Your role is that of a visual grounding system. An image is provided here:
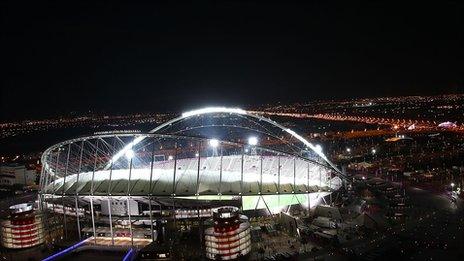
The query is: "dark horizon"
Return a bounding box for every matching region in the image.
[2,1,463,121]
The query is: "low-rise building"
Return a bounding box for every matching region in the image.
[0,164,37,187]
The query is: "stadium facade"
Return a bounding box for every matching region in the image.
[38,107,343,245]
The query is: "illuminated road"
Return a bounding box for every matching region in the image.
[251,111,464,134]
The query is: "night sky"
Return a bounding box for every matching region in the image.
[2,1,463,120]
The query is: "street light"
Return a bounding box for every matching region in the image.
[451,182,455,188]
[371,149,376,154]
[346,148,351,153]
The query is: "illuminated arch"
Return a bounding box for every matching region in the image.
[107,107,340,173]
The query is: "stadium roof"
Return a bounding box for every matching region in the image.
[40,107,342,197]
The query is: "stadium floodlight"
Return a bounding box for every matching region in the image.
[108,136,144,166]
[182,107,247,118]
[209,139,219,148]
[314,144,323,154]
[125,149,135,160]
[248,136,258,146]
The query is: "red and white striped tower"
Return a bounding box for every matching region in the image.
[204,206,251,260]
[1,203,44,248]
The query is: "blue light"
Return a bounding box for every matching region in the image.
[42,239,87,261]
[122,248,135,261]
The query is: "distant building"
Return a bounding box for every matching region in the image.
[0,164,37,187]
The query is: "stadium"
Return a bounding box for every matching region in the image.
[38,107,343,251]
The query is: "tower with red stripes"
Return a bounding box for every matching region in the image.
[1,203,44,248]
[204,206,251,260]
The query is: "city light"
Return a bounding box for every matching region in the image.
[346,148,351,153]
[248,136,258,146]
[451,182,455,188]
[371,149,376,154]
